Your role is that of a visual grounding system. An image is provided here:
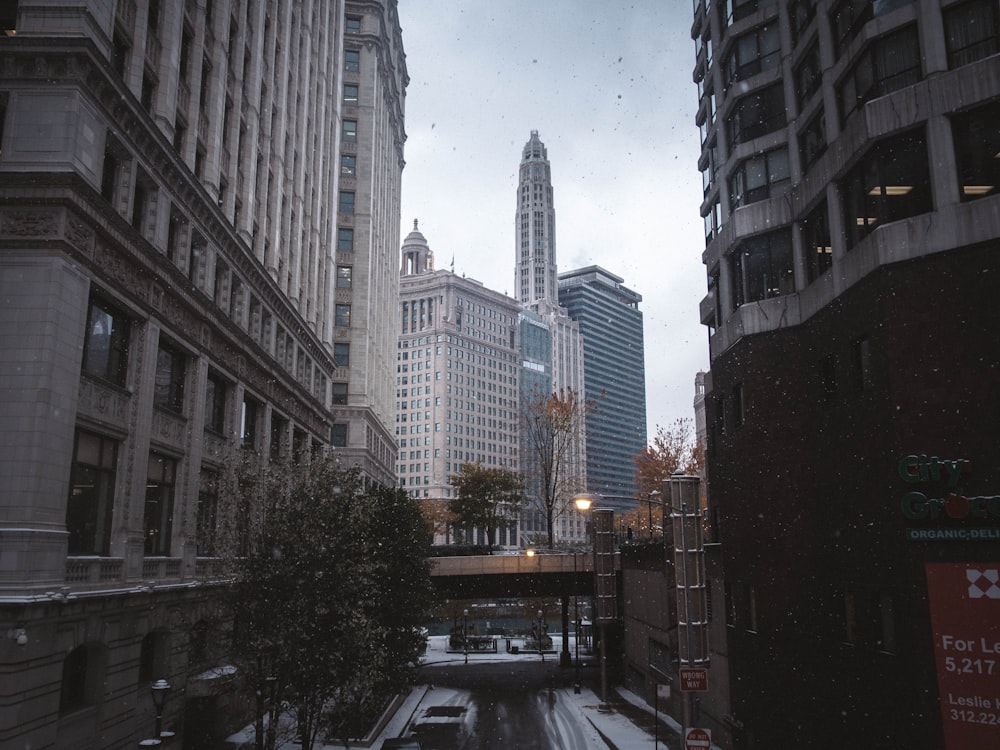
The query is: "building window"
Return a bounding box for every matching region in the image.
[331,423,348,447]
[798,108,827,172]
[60,645,104,715]
[853,335,873,393]
[196,469,218,557]
[66,430,117,556]
[840,128,931,249]
[335,304,351,327]
[726,83,785,150]
[730,228,794,308]
[343,83,359,105]
[946,0,999,68]
[346,16,361,33]
[342,119,357,142]
[337,227,354,251]
[204,371,226,433]
[703,197,721,246]
[341,154,356,176]
[332,382,348,405]
[801,200,832,282]
[144,454,176,556]
[727,0,761,25]
[334,342,350,367]
[951,100,1000,201]
[336,265,352,289]
[794,41,822,110]
[345,49,360,71]
[838,25,921,123]
[138,631,169,684]
[732,383,745,428]
[153,340,186,413]
[830,0,872,54]
[729,147,790,210]
[339,191,355,214]
[725,23,780,90]
[82,296,130,386]
[241,396,259,449]
[790,0,817,44]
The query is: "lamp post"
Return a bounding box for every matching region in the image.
[572,493,593,694]
[150,679,170,742]
[648,489,661,537]
[463,608,469,664]
[537,609,544,662]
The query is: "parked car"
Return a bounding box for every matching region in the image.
[379,737,423,750]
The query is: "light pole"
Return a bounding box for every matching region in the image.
[537,609,544,662]
[648,489,661,537]
[463,608,469,664]
[572,493,593,694]
[150,678,170,743]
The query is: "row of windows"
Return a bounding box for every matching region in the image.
[701,0,999,244]
[714,97,999,319]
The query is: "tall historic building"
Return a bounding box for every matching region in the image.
[513,131,587,545]
[558,266,646,514]
[694,1,1000,747]
[397,222,522,547]
[0,1,406,747]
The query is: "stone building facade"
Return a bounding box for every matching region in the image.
[0,1,406,747]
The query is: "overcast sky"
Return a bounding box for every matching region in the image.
[396,1,708,440]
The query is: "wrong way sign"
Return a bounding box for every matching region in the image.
[685,727,711,750]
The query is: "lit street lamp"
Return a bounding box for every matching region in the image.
[573,493,593,694]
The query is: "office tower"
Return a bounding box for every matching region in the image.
[513,131,587,545]
[558,266,647,514]
[0,2,406,746]
[694,1,1000,748]
[397,222,522,547]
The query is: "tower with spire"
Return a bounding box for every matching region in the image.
[515,130,558,307]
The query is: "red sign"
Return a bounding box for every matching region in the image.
[926,563,1000,750]
[679,667,708,692]
[685,727,711,750]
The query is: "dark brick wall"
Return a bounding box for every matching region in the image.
[706,243,1000,748]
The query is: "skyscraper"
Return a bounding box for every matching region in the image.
[513,131,587,545]
[0,2,406,745]
[558,266,647,514]
[693,1,1000,747]
[397,222,522,547]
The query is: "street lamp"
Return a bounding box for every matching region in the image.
[463,608,469,664]
[572,493,593,694]
[537,609,545,662]
[648,489,661,537]
[150,679,170,742]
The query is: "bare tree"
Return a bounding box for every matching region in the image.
[521,387,592,548]
[631,419,704,536]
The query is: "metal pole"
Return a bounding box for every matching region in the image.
[538,609,544,662]
[574,550,581,693]
[463,609,469,664]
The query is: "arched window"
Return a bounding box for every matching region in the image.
[60,644,105,714]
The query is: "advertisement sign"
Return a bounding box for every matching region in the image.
[926,563,1000,749]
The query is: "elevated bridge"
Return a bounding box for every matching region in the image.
[428,553,621,600]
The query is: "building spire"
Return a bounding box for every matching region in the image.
[514,130,558,306]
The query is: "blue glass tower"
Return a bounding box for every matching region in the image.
[558,266,647,513]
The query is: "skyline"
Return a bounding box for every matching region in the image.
[397,2,708,440]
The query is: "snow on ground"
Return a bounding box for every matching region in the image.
[235,635,703,750]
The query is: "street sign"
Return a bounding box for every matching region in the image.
[685,727,711,750]
[656,683,671,699]
[679,667,708,692]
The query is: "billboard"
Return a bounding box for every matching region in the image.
[925,562,1000,749]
